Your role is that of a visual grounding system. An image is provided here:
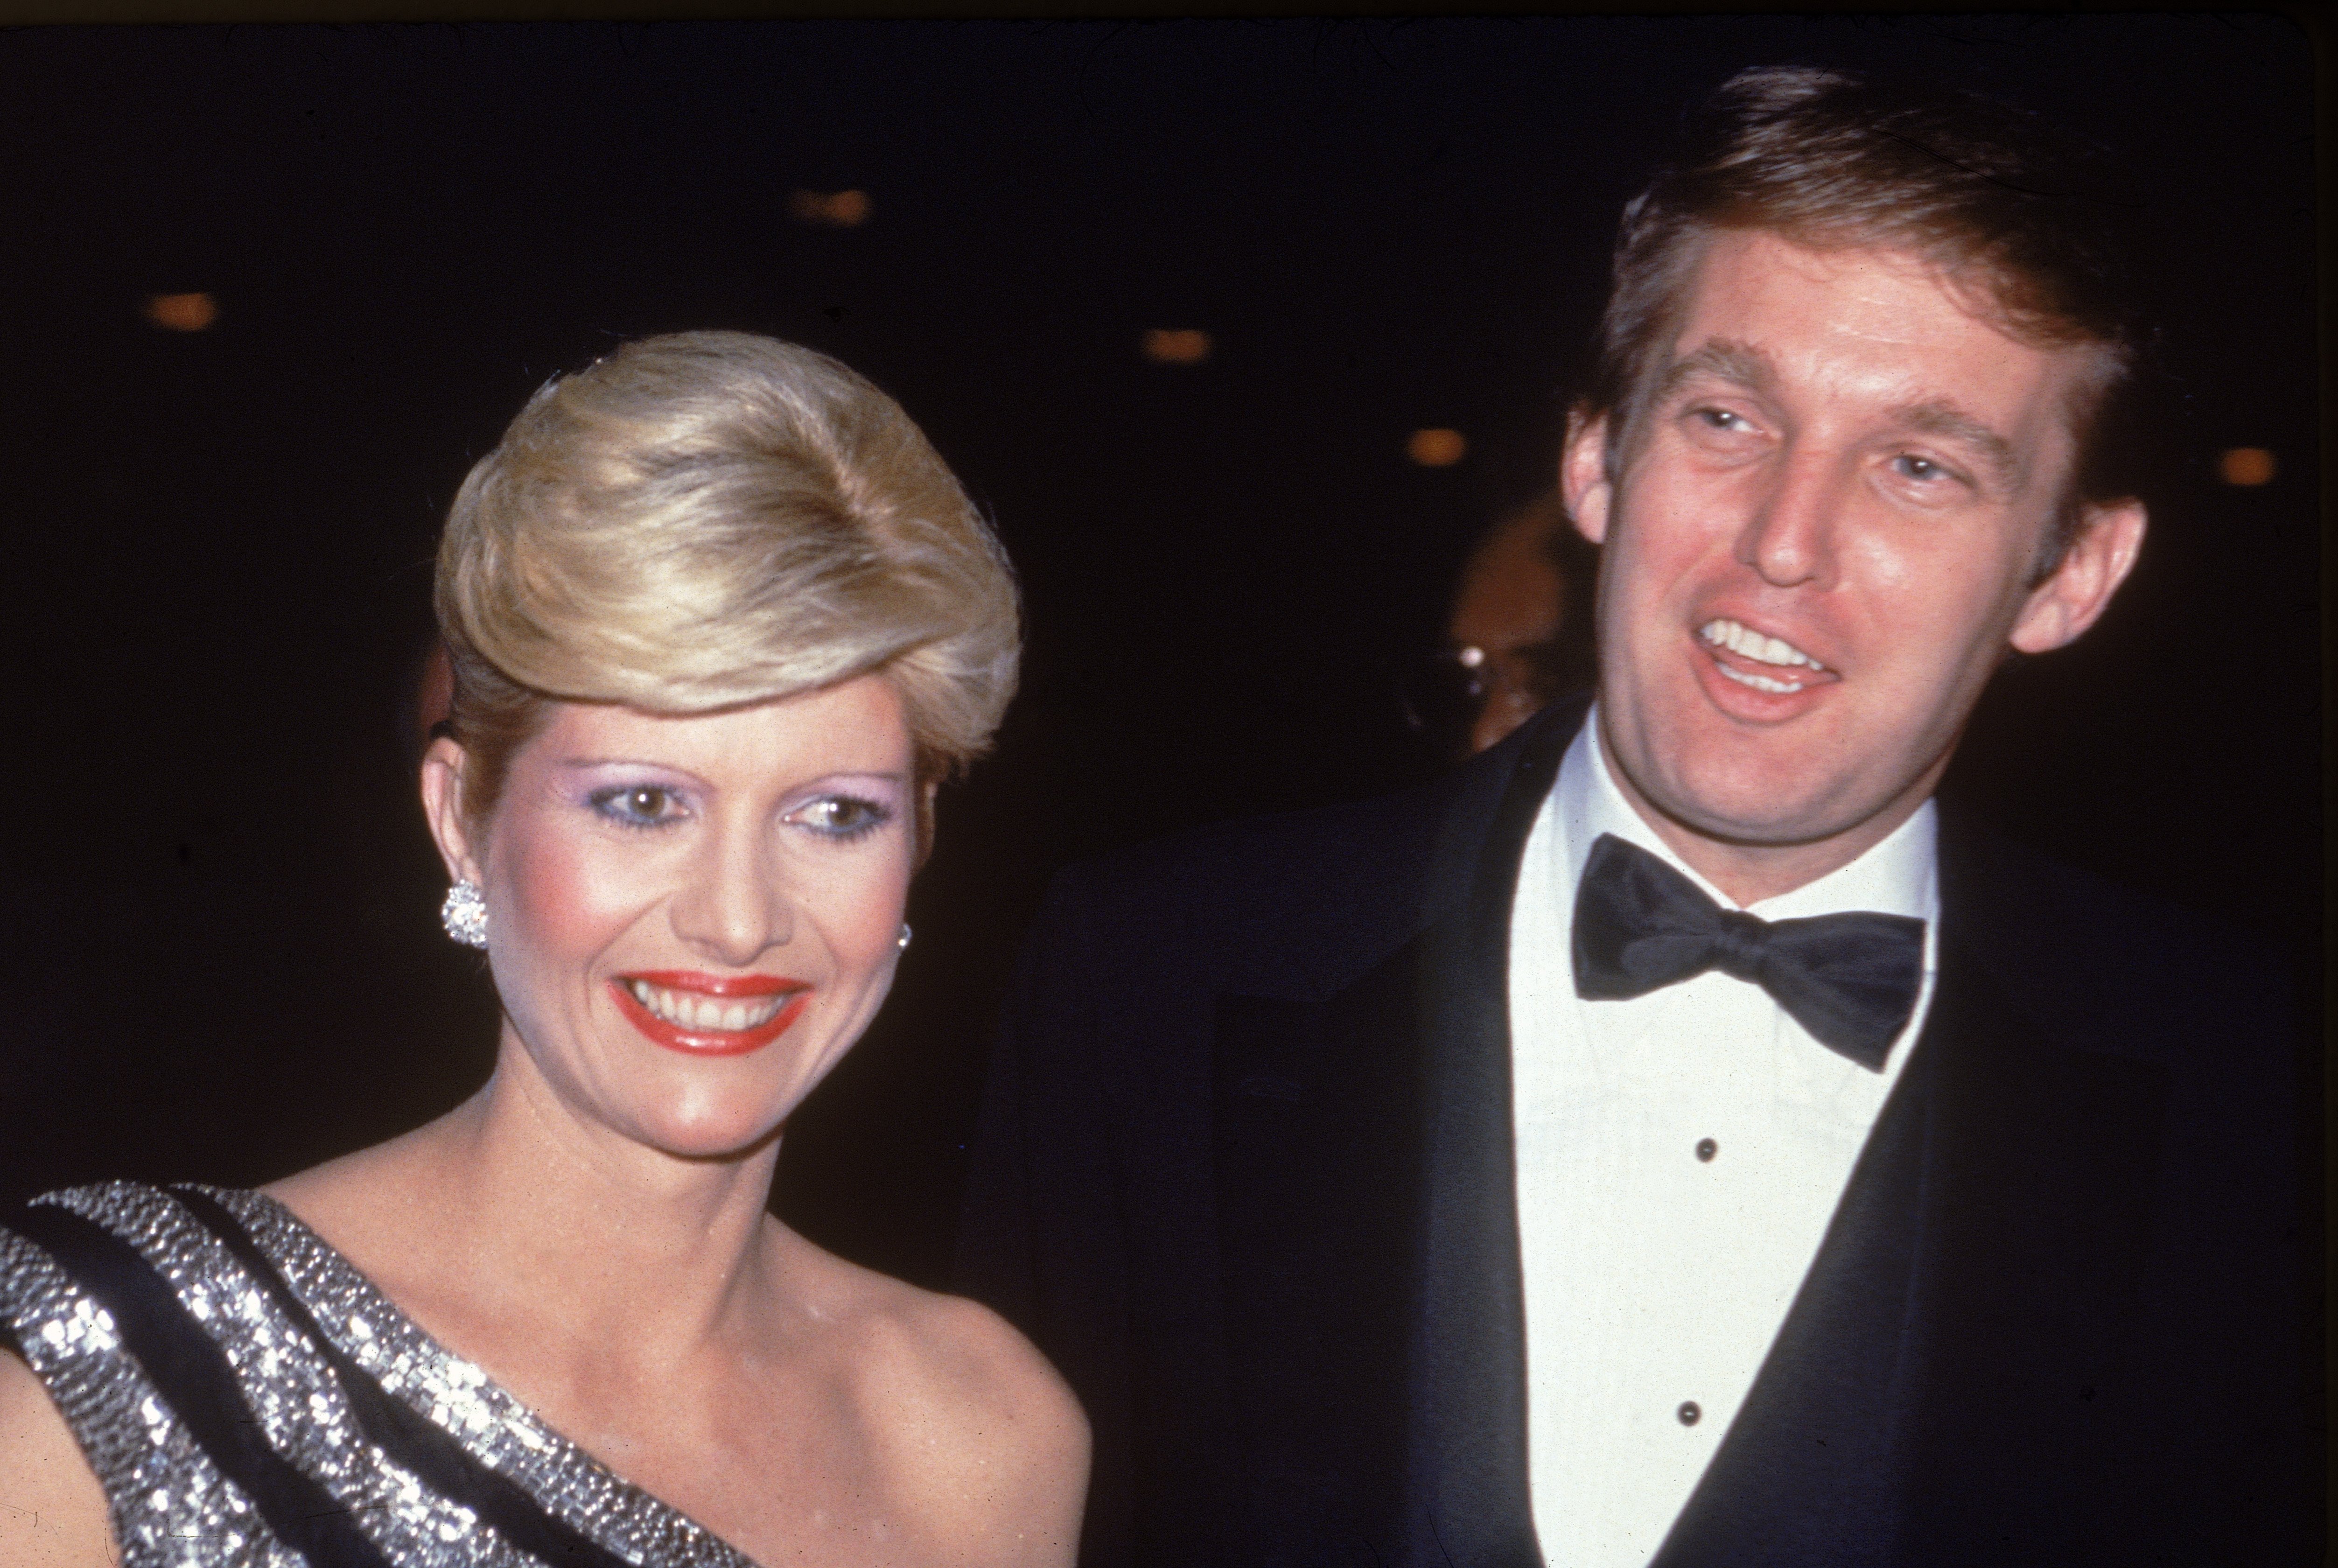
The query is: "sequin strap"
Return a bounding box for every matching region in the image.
[1,1199,396,1568]
[168,1187,643,1568]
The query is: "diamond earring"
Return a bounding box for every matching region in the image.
[896,923,912,951]
[440,879,490,949]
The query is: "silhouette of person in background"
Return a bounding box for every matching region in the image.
[1403,490,1598,759]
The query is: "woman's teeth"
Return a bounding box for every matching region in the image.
[1699,618,1827,693]
[624,980,789,1032]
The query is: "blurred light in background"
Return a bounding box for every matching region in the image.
[2218,447,2276,486]
[790,189,871,227]
[1407,428,1467,467]
[144,292,218,331]
[1142,329,1212,365]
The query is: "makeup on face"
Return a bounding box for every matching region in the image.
[609,970,813,1057]
[461,677,919,1159]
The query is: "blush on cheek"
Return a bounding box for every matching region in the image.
[808,845,915,974]
[847,888,911,969]
[487,810,668,1007]
[498,825,609,957]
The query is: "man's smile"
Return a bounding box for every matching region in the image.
[1694,617,1840,698]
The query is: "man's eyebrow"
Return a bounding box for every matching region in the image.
[1889,399,2023,492]
[1651,339,1776,404]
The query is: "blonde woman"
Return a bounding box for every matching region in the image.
[0,333,1087,1567]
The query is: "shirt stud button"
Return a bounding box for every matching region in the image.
[1695,1137,1718,1162]
[1678,1400,1702,1426]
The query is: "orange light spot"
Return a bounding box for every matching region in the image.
[1407,428,1467,467]
[144,292,218,331]
[2219,447,2276,486]
[1142,329,1212,365]
[789,189,871,227]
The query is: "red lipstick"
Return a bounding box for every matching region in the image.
[610,970,810,1057]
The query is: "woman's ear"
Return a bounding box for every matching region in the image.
[420,737,483,885]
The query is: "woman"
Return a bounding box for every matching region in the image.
[0,333,1087,1566]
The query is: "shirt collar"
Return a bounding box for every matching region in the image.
[1555,703,1938,924]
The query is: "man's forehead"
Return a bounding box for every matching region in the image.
[1649,233,2093,464]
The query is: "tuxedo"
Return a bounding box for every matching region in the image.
[956,697,2315,1565]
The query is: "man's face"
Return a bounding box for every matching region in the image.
[1564,230,2144,876]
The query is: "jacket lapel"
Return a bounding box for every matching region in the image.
[1886,820,2170,1561]
[1209,700,1582,1566]
[1207,719,2168,1564]
[1657,810,2171,1566]
[1400,704,1578,1565]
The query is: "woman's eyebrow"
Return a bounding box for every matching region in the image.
[794,770,914,790]
[555,757,711,783]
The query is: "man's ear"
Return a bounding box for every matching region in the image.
[1561,408,1615,546]
[419,737,484,886]
[2009,499,2147,654]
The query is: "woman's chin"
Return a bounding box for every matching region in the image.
[635,1108,789,1163]
[588,1086,793,1164]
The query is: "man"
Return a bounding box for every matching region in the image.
[958,67,2311,1566]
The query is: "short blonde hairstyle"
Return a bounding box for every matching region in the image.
[434,331,1020,837]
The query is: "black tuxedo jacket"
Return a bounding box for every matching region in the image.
[957,700,2315,1565]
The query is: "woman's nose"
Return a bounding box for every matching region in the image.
[668,827,792,966]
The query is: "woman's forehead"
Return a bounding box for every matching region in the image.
[526,677,915,780]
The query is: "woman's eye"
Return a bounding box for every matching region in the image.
[591,785,684,828]
[798,795,893,840]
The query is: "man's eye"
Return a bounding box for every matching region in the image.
[1893,454,1954,483]
[592,785,682,827]
[1688,407,1756,435]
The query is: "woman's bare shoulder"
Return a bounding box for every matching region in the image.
[0,1351,115,1567]
[792,1249,1089,1564]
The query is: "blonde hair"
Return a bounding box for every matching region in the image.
[434,331,1019,838]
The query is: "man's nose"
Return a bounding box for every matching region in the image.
[1733,447,1844,590]
[669,823,792,967]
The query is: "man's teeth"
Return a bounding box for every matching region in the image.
[1715,664,1807,694]
[1698,619,1826,670]
[624,980,789,1032]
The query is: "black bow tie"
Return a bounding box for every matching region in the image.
[1570,833,1925,1071]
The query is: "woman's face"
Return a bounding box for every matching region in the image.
[427,675,917,1161]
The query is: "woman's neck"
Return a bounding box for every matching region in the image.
[270,1043,793,1374]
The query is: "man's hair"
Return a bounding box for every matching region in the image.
[1586,65,2150,576]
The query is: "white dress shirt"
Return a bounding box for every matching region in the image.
[1508,708,1939,1567]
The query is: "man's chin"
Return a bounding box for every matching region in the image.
[1633,763,1881,854]
[1655,801,1848,853]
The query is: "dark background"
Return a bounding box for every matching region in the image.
[0,17,2315,1288]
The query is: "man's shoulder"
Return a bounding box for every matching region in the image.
[1034,701,1580,996]
[1941,805,2293,1058]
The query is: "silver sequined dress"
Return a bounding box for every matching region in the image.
[0,1182,763,1567]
